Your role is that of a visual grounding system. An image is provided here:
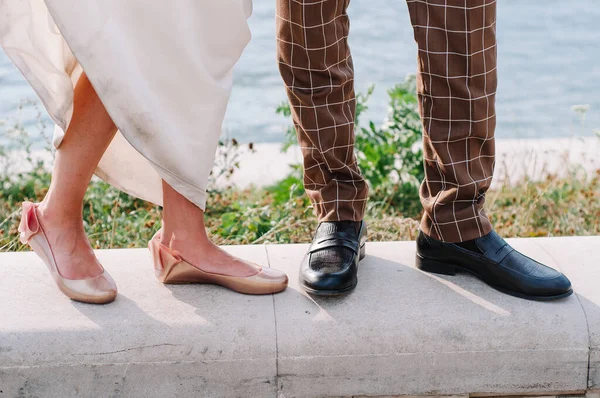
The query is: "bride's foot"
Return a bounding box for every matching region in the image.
[149,231,288,294]
[35,202,104,280]
[171,236,261,277]
[19,202,117,304]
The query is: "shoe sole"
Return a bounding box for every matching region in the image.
[301,243,366,297]
[415,254,574,302]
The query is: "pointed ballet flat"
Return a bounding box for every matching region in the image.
[18,202,117,304]
[148,236,288,295]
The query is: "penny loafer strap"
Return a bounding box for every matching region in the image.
[309,234,360,255]
[487,243,515,264]
[477,231,515,264]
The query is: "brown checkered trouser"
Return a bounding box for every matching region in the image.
[277,0,497,243]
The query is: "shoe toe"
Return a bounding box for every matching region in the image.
[260,267,289,284]
[301,264,356,293]
[99,272,118,298]
[243,267,288,294]
[528,273,573,299]
[61,271,118,304]
[548,273,572,295]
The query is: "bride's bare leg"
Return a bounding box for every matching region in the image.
[160,181,258,277]
[37,73,117,279]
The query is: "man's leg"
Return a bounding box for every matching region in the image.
[277,0,368,295]
[408,0,572,300]
[408,0,496,242]
[277,0,368,221]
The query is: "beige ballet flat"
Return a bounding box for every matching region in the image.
[18,202,117,304]
[148,234,288,295]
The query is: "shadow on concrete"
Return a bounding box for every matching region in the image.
[271,251,591,366]
[300,254,518,319]
[302,251,586,317]
[70,293,170,330]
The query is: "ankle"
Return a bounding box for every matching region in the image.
[37,200,83,228]
[161,223,210,247]
[168,233,213,253]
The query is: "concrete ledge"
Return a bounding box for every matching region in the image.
[0,237,598,397]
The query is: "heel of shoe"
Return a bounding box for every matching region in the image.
[28,233,56,276]
[415,255,457,276]
[148,237,197,284]
[359,243,366,260]
[148,239,169,283]
[18,201,40,244]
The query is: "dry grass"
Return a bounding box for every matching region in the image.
[1,167,598,252]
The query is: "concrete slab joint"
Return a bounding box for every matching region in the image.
[0,236,598,397]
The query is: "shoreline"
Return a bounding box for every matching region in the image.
[5,136,599,190]
[217,136,600,189]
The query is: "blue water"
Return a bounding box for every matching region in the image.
[1,0,599,143]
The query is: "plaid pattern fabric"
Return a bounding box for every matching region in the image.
[276,0,368,222]
[408,0,497,242]
[277,0,497,242]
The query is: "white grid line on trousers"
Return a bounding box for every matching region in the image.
[418,43,496,57]
[277,54,351,72]
[406,0,497,11]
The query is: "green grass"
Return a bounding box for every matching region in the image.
[1,167,598,252]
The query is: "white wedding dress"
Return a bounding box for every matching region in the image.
[0,0,252,209]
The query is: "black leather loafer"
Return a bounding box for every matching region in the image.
[300,221,367,296]
[416,230,573,301]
